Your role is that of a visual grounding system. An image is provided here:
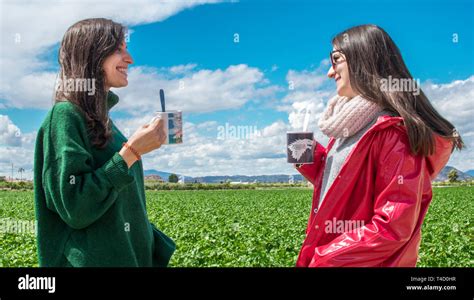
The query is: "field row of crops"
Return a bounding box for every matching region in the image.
[0,187,472,267]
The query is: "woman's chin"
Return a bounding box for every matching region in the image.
[336,87,344,97]
[112,80,128,88]
[336,86,351,98]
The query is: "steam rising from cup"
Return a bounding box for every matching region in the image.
[302,107,310,132]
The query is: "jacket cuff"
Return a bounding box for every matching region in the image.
[103,152,135,191]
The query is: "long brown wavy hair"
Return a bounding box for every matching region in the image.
[332,24,464,156]
[55,18,125,149]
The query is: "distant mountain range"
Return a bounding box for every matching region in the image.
[143,170,176,180]
[144,166,473,183]
[434,166,473,182]
[184,174,305,183]
[144,169,304,183]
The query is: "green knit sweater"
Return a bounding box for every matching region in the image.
[33,91,175,267]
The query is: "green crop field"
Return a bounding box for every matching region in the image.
[0,187,472,267]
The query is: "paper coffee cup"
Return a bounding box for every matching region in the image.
[286,132,314,164]
[150,111,183,144]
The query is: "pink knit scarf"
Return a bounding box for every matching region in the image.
[318,94,383,138]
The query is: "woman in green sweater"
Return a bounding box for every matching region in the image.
[33,18,175,267]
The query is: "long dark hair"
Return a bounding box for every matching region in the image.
[55,18,125,148]
[332,24,464,156]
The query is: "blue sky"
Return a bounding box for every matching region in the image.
[1,0,473,177]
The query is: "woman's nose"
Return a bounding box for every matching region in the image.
[327,65,335,78]
[124,50,134,65]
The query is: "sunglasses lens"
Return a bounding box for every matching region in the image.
[330,50,343,68]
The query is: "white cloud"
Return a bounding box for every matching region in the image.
[279,60,334,147]
[286,60,330,91]
[1,0,473,175]
[1,0,222,56]
[0,146,36,180]
[0,115,36,148]
[0,115,22,147]
[0,115,37,179]
[111,64,280,115]
[423,76,474,137]
[108,67,474,176]
[281,61,474,172]
[112,116,293,176]
[112,74,474,175]
[1,72,58,109]
[169,64,198,75]
[1,74,472,180]
[0,0,222,109]
[423,76,474,172]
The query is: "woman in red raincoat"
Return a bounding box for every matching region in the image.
[295,25,464,267]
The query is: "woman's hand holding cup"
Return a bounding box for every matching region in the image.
[119,118,166,167]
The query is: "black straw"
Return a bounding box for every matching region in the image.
[159,89,165,112]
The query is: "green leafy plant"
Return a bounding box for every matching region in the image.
[0,187,472,267]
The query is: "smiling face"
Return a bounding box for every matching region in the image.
[103,41,133,90]
[327,48,357,98]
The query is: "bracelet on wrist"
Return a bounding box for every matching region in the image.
[122,142,141,161]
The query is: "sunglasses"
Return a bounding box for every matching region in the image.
[330,50,346,69]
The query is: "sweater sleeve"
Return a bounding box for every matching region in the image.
[42,104,135,230]
[150,223,176,267]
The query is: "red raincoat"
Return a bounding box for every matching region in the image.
[296,115,453,267]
